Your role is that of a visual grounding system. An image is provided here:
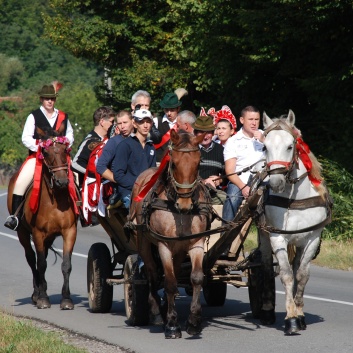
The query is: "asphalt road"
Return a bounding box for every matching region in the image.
[0,191,353,353]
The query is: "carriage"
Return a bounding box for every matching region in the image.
[87,188,271,318]
[86,111,332,337]
[86,154,273,333]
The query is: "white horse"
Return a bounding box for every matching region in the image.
[257,110,332,334]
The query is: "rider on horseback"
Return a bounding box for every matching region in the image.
[4,83,74,230]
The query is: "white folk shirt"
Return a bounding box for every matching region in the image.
[223,128,265,184]
[153,115,176,130]
[22,106,74,152]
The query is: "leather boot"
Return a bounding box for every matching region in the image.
[4,194,23,230]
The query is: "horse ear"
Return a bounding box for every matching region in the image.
[56,121,66,136]
[194,132,206,145]
[287,109,296,127]
[170,129,180,144]
[263,111,273,129]
[35,126,46,139]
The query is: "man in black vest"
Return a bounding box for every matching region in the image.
[71,106,116,188]
[154,92,182,162]
[4,83,74,230]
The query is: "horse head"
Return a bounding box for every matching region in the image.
[169,129,205,212]
[36,125,71,189]
[263,110,297,193]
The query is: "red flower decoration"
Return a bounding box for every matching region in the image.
[199,106,237,129]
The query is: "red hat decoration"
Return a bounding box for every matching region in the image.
[199,105,237,130]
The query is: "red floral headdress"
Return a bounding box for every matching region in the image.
[200,105,237,130]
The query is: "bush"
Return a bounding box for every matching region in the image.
[320,158,353,242]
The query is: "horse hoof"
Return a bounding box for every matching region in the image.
[284,317,301,335]
[60,298,74,310]
[165,325,182,339]
[37,297,51,309]
[298,315,307,330]
[185,320,202,336]
[31,293,39,305]
[260,309,276,325]
[150,313,164,326]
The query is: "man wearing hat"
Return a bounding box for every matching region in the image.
[4,82,74,230]
[192,114,226,205]
[154,88,187,162]
[111,109,156,209]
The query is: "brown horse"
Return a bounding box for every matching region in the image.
[128,129,212,338]
[7,124,78,309]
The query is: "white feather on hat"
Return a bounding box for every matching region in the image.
[174,88,188,100]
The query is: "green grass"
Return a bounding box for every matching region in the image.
[0,312,87,353]
[244,229,353,271]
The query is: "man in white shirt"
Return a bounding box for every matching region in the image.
[5,83,74,230]
[222,106,265,221]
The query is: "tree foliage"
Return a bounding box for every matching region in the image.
[0,0,102,168]
[44,1,353,168]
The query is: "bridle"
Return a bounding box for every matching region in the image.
[263,120,298,179]
[168,144,201,198]
[40,138,70,189]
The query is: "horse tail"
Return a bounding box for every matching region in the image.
[287,244,296,265]
[49,246,63,265]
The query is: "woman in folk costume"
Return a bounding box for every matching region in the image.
[4,82,74,230]
[204,105,237,146]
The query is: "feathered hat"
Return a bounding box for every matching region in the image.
[38,81,63,98]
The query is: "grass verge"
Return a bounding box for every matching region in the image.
[0,312,87,353]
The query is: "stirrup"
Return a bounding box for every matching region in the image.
[4,215,19,231]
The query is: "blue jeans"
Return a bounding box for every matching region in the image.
[222,182,244,222]
[122,194,131,209]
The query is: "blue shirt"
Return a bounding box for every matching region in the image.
[96,134,124,176]
[112,135,156,198]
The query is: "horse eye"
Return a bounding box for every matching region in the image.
[288,145,293,151]
[262,146,267,152]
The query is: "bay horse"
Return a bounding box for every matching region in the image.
[128,129,212,338]
[7,124,78,309]
[257,110,332,334]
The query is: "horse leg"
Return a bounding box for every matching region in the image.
[60,228,76,310]
[271,236,300,334]
[293,235,321,331]
[185,243,204,336]
[33,239,51,309]
[138,238,163,325]
[17,227,40,303]
[158,243,181,339]
[258,230,276,325]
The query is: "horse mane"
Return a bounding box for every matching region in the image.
[174,130,194,149]
[274,117,326,197]
[36,126,61,141]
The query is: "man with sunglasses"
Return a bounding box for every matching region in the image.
[4,83,74,230]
